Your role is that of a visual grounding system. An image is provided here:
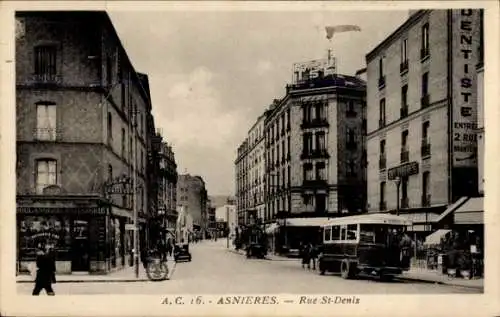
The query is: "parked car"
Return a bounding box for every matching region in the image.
[174,243,192,262]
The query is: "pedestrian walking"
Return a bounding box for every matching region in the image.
[166,239,173,258]
[32,242,56,296]
[300,242,311,269]
[310,243,318,270]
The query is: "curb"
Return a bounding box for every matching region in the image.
[396,276,484,290]
[17,262,177,284]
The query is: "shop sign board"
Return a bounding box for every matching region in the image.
[451,9,481,167]
[388,162,419,180]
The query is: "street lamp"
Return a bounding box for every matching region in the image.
[393,177,401,216]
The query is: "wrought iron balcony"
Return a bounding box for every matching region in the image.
[378,76,386,90]
[420,48,430,60]
[302,179,328,188]
[31,73,62,85]
[300,118,329,129]
[33,127,62,141]
[400,60,409,74]
[300,149,330,160]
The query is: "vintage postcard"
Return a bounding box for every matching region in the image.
[0,1,499,316]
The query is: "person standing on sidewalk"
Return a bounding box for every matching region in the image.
[32,242,56,296]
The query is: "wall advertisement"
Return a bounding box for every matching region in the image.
[451,9,481,168]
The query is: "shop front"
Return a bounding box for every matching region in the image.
[17,195,132,275]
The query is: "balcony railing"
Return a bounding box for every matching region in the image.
[421,194,431,207]
[300,149,330,159]
[378,76,386,90]
[302,179,328,188]
[379,156,387,170]
[401,197,409,209]
[421,141,431,157]
[421,94,430,108]
[379,201,387,211]
[420,47,430,60]
[33,127,62,141]
[400,106,409,118]
[301,118,329,129]
[31,73,62,85]
[400,60,409,74]
[400,150,409,163]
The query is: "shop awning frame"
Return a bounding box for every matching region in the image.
[424,229,451,246]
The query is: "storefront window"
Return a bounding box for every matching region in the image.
[18,215,71,260]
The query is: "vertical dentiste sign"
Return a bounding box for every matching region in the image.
[452,9,480,167]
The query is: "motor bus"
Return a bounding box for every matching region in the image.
[318,213,412,281]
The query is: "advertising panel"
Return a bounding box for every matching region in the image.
[292,58,336,83]
[451,9,481,168]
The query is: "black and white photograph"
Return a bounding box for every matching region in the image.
[1,1,499,316]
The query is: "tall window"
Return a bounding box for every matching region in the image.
[287,136,291,158]
[380,139,386,157]
[315,194,326,213]
[402,130,409,151]
[303,104,312,123]
[379,57,384,78]
[106,56,113,86]
[422,171,430,199]
[401,38,408,63]
[402,85,408,107]
[421,23,430,53]
[347,160,356,177]
[303,133,312,154]
[34,45,57,79]
[316,162,326,180]
[422,72,429,97]
[316,132,326,151]
[287,166,291,187]
[36,102,57,141]
[107,112,113,144]
[281,140,285,161]
[108,164,113,181]
[121,128,126,157]
[287,109,291,129]
[36,159,57,194]
[303,163,314,181]
[380,181,386,206]
[379,98,386,125]
[422,121,430,143]
[315,102,325,120]
[347,100,355,113]
[347,128,355,144]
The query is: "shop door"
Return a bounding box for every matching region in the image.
[72,219,90,271]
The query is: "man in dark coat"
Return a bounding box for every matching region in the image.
[32,243,56,296]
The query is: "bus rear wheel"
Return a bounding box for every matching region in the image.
[340,260,356,279]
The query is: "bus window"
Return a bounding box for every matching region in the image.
[331,225,340,241]
[347,224,357,241]
[340,225,347,240]
[324,227,332,241]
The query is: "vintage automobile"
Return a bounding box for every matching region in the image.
[318,213,412,281]
[174,243,192,262]
[242,225,267,259]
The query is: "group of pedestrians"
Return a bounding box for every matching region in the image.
[300,242,320,270]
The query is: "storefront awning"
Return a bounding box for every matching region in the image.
[454,197,483,225]
[435,196,469,223]
[265,223,279,234]
[284,217,331,227]
[399,212,439,223]
[424,229,451,246]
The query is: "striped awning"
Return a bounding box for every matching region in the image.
[454,197,483,225]
[300,95,327,103]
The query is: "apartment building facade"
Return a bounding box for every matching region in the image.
[365,9,482,233]
[263,73,367,250]
[15,11,153,274]
[157,140,178,236]
[177,174,208,237]
[235,140,249,225]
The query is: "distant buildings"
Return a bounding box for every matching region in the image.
[177,174,209,238]
[157,139,178,238]
[215,204,237,236]
[15,11,158,274]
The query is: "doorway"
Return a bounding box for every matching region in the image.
[71,218,90,272]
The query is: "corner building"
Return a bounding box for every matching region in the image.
[265,74,367,251]
[16,11,153,274]
[365,9,482,234]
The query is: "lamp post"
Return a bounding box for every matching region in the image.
[393,177,401,216]
[226,206,230,248]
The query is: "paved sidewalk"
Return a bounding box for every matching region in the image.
[16,257,176,283]
[227,247,297,261]
[399,268,483,290]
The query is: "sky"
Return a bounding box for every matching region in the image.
[108,9,410,196]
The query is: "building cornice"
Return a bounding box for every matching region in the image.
[366,10,430,62]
